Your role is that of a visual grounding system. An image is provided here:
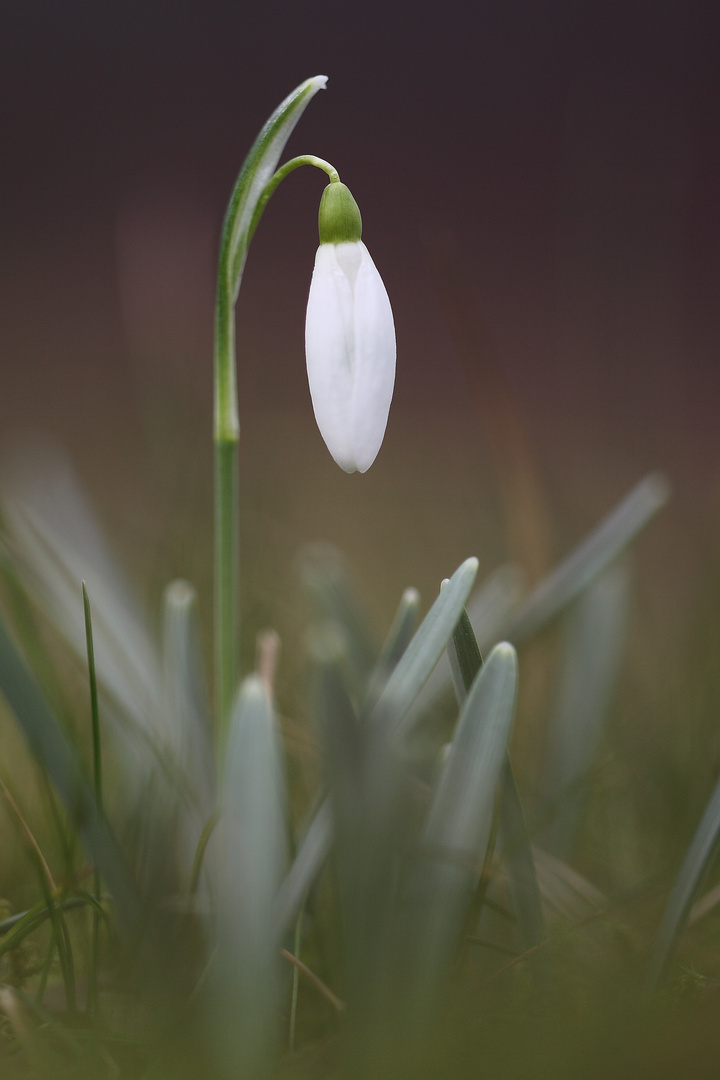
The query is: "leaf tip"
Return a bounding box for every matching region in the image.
[644,470,671,508]
[489,640,518,668]
[237,673,268,705]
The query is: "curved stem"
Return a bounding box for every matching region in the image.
[243,156,339,268]
[212,76,334,749]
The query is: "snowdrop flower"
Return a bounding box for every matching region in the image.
[305,181,396,473]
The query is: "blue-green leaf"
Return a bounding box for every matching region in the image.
[370,557,478,735]
[410,643,518,1004]
[162,580,214,819]
[207,675,288,1076]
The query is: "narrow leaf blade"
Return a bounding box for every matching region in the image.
[646,775,720,988]
[370,557,478,734]
[411,643,518,1001]
[501,473,668,644]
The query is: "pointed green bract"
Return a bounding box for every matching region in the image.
[221,76,328,305]
[214,74,328,443]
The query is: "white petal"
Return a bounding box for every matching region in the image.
[305,245,356,471]
[349,243,396,472]
[305,241,396,473]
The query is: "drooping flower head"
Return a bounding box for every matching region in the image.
[305,181,396,473]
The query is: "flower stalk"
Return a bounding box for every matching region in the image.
[213,76,396,744]
[213,76,328,745]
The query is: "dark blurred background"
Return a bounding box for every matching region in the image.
[1,0,719,677]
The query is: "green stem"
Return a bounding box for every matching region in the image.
[213,145,241,739]
[213,138,337,747]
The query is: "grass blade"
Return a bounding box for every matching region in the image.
[82,581,103,1017]
[0,610,141,937]
[0,897,90,953]
[646,773,720,988]
[2,447,167,744]
[274,797,333,934]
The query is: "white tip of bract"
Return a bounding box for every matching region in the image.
[305,240,396,473]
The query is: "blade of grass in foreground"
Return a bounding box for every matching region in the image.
[0,611,141,938]
[646,773,720,988]
[0,897,90,955]
[274,797,333,934]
